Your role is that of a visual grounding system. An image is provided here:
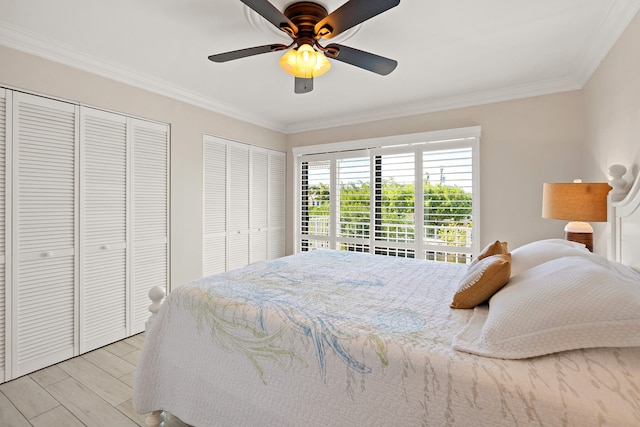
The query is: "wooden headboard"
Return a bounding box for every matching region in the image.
[609,164,640,271]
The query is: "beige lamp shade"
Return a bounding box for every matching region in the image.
[542,182,611,222]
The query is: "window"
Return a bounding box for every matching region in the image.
[294,127,480,263]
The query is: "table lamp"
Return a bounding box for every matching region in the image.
[542,180,611,251]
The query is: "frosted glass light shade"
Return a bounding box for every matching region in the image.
[279,44,331,78]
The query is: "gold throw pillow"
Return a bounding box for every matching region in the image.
[470,240,509,266]
[451,253,512,309]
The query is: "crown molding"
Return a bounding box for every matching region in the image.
[571,0,640,86]
[284,77,582,134]
[0,21,287,133]
[285,1,640,134]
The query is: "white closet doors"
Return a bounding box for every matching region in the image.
[203,135,285,277]
[0,88,169,382]
[228,143,250,270]
[79,108,128,352]
[131,119,169,333]
[250,148,269,263]
[203,138,227,275]
[0,89,7,382]
[81,110,169,346]
[268,151,286,259]
[12,92,79,378]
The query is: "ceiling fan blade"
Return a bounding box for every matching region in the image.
[208,44,288,62]
[315,0,400,39]
[325,44,397,75]
[241,0,298,36]
[295,77,314,94]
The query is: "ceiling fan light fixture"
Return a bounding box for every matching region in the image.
[279,44,331,78]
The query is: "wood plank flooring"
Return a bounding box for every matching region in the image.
[0,334,190,427]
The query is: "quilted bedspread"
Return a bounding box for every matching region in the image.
[133,250,640,426]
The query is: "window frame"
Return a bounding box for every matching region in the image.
[293,126,481,260]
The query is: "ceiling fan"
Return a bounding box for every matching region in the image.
[208,0,400,94]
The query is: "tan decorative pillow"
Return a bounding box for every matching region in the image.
[451,253,512,309]
[470,240,509,266]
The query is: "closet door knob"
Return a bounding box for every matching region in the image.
[101,245,110,250]
[42,251,53,257]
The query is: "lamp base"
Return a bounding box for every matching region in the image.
[564,221,594,252]
[565,231,593,252]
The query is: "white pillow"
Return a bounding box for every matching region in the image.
[452,256,640,359]
[510,239,590,276]
[534,238,587,248]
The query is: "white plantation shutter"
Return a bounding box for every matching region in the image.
[0,89,6,382]
[80,107,127,352]
[203,136,227,276]
[299,158,331,250]
[336,153,370,253]
[131,119,168,333]
[422,146,473,262]
[295,128,479,261]
[228,143,249,270]
[374,151,416,257]
[268,151,285,259]
[250,148,269,263]
[13,92,78,377]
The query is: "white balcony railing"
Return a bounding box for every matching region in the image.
[304,216,472,263]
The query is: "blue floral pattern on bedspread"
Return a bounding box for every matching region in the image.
[172,250,465,384]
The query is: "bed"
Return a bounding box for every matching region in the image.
[134,164,640,427]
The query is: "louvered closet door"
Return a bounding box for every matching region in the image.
[0,89,7,382]
[12,92,78,377]
[268,151,286,259]
[131,119,168,333]
[250,148,269,264]
[80,107,127,352]
[228,143,250,270]
[203,136,227,276]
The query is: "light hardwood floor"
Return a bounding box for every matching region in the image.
[0,334,190,427]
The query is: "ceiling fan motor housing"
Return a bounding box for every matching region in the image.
[284,2,331,47]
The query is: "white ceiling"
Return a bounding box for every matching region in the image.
[1,0,638,134]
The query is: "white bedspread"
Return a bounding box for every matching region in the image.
[133,250,640,426]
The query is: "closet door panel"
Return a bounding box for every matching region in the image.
[80,108,127,352]
[16,256,75,375]
[132,243,166,331]
[83,249,126,348]
[269,151,286,259]
[250,149,268,264]
[131,119,168,333]
[0,89,7,382]
[13,92,77,377]
[0,262,4,383]
[228,143,249,270]
[203,136,227,276]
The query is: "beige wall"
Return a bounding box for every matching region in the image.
[286,91,585,253]
[0,45,287,288]
[582,11,640,253]
[4,9,638,280]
